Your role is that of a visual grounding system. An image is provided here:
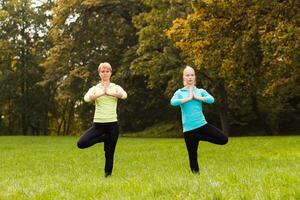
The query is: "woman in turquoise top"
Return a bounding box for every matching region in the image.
[77,62,127,177]
[170,66,228,174]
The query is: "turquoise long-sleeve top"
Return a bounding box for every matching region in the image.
[170,86,214,132]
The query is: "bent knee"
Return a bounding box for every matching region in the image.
[77,141,85,149]
[221,136,228,145]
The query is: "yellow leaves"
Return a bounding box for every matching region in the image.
[195,40,210,50]
[83,0,119,6]
[219,59,234,78]
[202,21,212,31]
[167,15,211,64]
[0,10,9,20]
[262,77,290,96]
[69,67,90,79]
[30,47,37,55]
[52,0,81,26]
[10,56,18,72]
[194,55,203,67]
[81,0,119,7]
[0,39,10,52]
[165,19,183,42]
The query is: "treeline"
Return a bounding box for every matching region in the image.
[0,0,299,136]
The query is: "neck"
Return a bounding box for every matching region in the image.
[185,85,194,90]
[100,80,110,85]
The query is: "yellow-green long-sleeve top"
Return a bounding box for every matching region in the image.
[84,83,127,123]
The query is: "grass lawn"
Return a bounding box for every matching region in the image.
[0,136,299,199]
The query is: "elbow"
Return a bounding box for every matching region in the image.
[170,101,179,107]
[170,100,174,106]
[84,95,91,102]
[204,99,214,104]
[205,97,214,104]
[121,93,127,99]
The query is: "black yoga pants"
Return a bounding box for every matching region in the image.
[183,123,228,173]
[77,122,119,175]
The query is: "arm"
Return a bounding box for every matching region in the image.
[106,85,127,99]
[170,90,193,106]
[194,89,214,104]
[83,87,94,102]
[83,87,105,102]
[89,93,105,101]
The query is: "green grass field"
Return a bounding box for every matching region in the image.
[0,136,299,200]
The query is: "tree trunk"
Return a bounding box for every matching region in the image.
[57,99,69,135]
[43,110,49,135]
[217,82,230,136]
[8,99,13,134]
[251,95,272,135]
[65,100,75,135]
[20,30,29,135]
[219,109,230,136]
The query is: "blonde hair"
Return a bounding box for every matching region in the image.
[98,62,112,73]
[183,66,196,86]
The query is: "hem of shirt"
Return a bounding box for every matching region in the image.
[183,122,207,133]
[93,118,118,123]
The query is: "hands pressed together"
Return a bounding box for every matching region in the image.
[181,89,205,104]
[89,86,123,101]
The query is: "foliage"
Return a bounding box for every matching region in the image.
[0,0,299,135]
[42,0,146,134]
[166,0,300,135]
[122,121,182,137]
[0,0,53,134]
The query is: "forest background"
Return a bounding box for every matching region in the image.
[0,0,299,137]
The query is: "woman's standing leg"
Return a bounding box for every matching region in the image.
[184,131,200,173]
[196,124,228,145]
[103,122,119,177]
[77,123,107,149]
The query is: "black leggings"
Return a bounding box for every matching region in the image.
[183,123,228,173]
[77,122,119,175]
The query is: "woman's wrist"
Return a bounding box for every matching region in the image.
[90,93,103,101]
[195,96,204,102]
[106,92,122,99]
[181,97,192,103]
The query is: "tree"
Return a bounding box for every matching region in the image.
[42,0,146,134]
[167,1,235,135]
[0,0,53,134]
[167,0,300,135]
[127,0,192,130]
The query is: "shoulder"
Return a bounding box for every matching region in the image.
[88,83,101,88]
[87,83,101,92]
[173,88,185,95]
[198,88,207,92]
[110,83,123,88]
[195,88,209,95]
[88,85,98,90]
[174,88,181,94]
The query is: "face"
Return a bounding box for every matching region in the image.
[183,68,195,86]
[99,67,111,81]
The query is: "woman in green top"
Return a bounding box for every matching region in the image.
[77,62,127,177]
